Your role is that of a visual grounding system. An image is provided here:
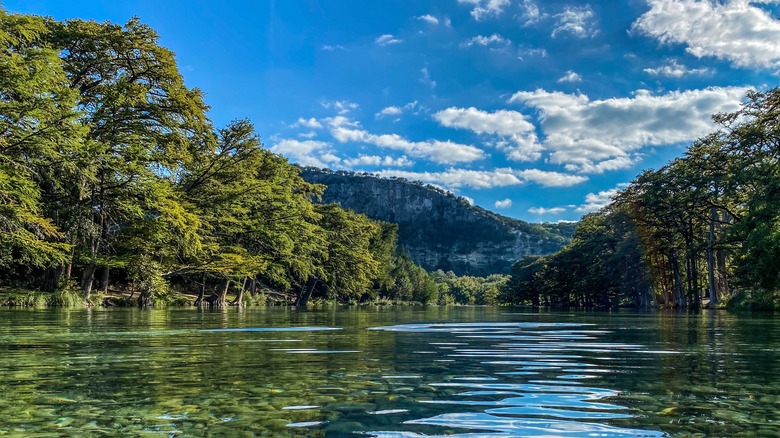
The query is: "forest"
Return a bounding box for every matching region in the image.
[504,88,780,310]
[3,9,779,310]
[0,9,513,307]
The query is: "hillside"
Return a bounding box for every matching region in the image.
[300,168,575,276]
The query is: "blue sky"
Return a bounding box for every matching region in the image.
[6,0,780,222]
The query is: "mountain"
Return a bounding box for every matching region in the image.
[300,168,575,276]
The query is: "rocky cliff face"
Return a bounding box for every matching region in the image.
[301,168,574,276]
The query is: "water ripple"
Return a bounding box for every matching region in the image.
[365,321,664,437]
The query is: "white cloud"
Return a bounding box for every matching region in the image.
[495,198,513,209]
[508,86,749,172]
[529,206,567,215]
[576,183,628,213]
[298,131,317,139]
[375,101,419,119]
[557,70,582,83]
[377,168,522,189]
[322,44,345,51]
[552,5,598,38]
[417,14,440,25]
[435,107,535,136]
[376,106,403,119]
[376,34,403,46]
[375,167,586,189]
[322,100,359,115]
[343,155,414,168]
[294,117,322,129]
[515,169,588,187]
[270,139,339,168]
[458,0,510,20]
[518,46,548,61]
[325,117,484,164]
[643,59,710,77]
[421,67,437,89]
[520,0,547,26]
[461,33,511,48]
[434,107,542,161]
[632,0,780,69]
[568,156,637,174]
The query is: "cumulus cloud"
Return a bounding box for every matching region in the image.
[461,33,511,48]
[515,169,588,187]
[520,0,547,26]
[557,70,582,83]
[375,106,402,119]
[294,117,322,129]
[375,34,403,46]
[552,5,598,38]
[643,59,710,77]
[322,100,359,115]
[435,107,535,136]
[325,117,484,164]
[375,101,419,120]
[508,86,749,172]
[576,183,628,213]
[417,14,440,25]
[434,107,542,161]
[458,0,510,20]
[376,167,586,189]
[569,156,637,174]
[495,198,513,209]
[298,131,318,139]
[529,206,567,215]
[343,155,414,168]
[632,0,780,69]
[270,139,339,168]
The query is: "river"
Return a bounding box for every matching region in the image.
[0,307,778,436]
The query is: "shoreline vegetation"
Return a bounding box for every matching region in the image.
[2,10,778,311]
[503,88,780,311]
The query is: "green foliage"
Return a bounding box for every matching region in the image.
[50,287,86,307]
[0,8,552,308]
[506,88,780,309]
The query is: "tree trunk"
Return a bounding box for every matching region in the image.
[98,267,110,294]
[669,242,685,308]
[81,265,96,301]
[207,278,230,308]
[64,244,75,280]
[137,291,154,308]
[195,272,206,306]
[296,278,318,306]
[707,206,718,307]
[231,277,248,306]
[42,266,62,292]
[249,278,257,297]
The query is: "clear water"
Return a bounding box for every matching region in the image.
[0,307,778,437]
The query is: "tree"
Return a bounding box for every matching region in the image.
[0,9,80,275]
[44,16,212,302]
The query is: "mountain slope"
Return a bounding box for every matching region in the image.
[300,168,574,276]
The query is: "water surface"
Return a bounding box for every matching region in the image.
[0,307,778,436]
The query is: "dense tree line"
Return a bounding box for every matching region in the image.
[0,11,389,307]
[506,89,780,309]
[0,10,515,308]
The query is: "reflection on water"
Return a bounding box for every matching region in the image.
[368,322,660,437]
[0,307,779,437]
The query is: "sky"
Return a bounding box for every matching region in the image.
[5,0,780,222]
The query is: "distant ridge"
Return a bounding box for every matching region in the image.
[300,167,575,276]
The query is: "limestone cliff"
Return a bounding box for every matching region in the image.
[300,168,574,276]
